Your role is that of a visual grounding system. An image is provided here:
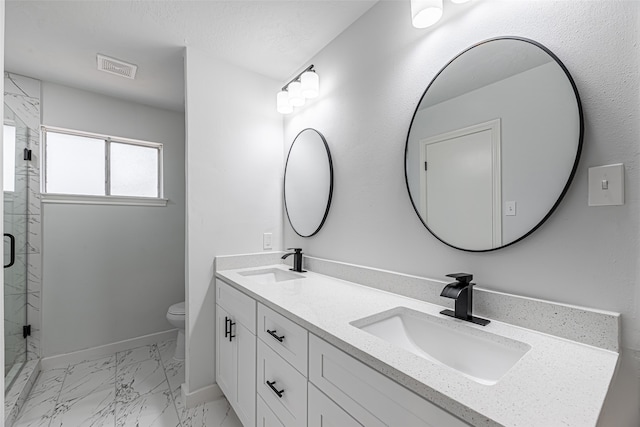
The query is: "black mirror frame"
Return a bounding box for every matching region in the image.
[284,128,334,238]
[404,36,584,252]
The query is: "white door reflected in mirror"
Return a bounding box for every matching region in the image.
[284,129,333,237]
[421,120,501,250]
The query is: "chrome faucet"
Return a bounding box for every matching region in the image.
[281,248,306,273]
[440,273,490,326]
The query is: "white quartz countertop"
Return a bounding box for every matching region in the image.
[216,264,618,427]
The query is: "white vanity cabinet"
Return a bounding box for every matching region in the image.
[216,280,257,427]
[216,278,469,427]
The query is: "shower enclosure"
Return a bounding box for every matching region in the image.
[3,73,42,410]
[4,104,30,392]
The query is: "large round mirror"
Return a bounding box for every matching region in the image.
[405,37,583,252]
[284,128,333,237]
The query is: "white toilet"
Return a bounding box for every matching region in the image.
[166,301,185,361]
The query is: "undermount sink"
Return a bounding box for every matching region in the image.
[351,307,531,385]
[238,268,305,284]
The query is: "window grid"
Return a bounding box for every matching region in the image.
[41,126,163,199]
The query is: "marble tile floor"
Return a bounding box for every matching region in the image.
[13,336,242,427]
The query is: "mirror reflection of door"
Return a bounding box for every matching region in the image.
[419,119,501,250]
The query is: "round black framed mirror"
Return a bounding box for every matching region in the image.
[405,37,583,252]
[284,128,333,237]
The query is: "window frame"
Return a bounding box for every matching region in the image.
[41,125,167,206]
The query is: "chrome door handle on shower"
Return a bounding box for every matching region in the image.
[4,233,15,268]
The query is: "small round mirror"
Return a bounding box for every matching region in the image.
[405,37,583,251]
[284,128,333,237]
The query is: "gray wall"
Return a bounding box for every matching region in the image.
[283,2,639,425]
[41,82,185,357]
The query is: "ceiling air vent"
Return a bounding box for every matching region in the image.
[96,54,138,79]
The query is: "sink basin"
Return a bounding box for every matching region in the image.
[351,307,530,385]
[238,268,305,284]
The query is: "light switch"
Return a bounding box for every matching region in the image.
[505,201,516,216]
[588,164,624,206]
[263,233,273,250]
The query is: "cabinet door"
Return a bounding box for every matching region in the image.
[217,279,257,333]
[216,304,235,400]
[235,320,257,427]
[308,383,362,427]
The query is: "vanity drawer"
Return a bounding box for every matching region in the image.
[309,334,470,427]
[257,339,308,426]
[216,279,256,333]
[308,383,362,427]
[258,303,308,375]
[257,395,286,427]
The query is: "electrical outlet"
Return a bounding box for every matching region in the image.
[263,233,273,250]
[505,201,516,216]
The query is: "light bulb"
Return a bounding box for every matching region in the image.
[451,0,470,3]
[288,81,305,107]
[411,0,443,28]
[276,91,293,114]
[301,71,319,99]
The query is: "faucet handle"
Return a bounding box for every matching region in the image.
[446,273,473,284]
[287,248,303,253]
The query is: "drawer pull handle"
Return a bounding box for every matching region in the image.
[267,329,285,342]
[229,319,236,342]
[266,380,284,398]
[225,316,236,342]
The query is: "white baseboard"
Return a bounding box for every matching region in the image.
[41,329,178,370]
[181,382,223,408]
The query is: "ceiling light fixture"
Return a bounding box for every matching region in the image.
[276,65,319,115]
[411,0,444,28]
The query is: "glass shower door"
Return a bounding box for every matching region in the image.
[4,107,29,392]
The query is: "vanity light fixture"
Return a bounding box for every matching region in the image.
[288,81,305,107]
[276,91,293,114]
[411,0,444,28]
[301,70,319,98]
[276,64,319,114]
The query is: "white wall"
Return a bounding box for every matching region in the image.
[283,2,640,425]
[184,47,283,393]
[41,82,185,357]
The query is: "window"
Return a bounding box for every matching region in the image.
[4,124,16,192]
[42,127,164,204]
